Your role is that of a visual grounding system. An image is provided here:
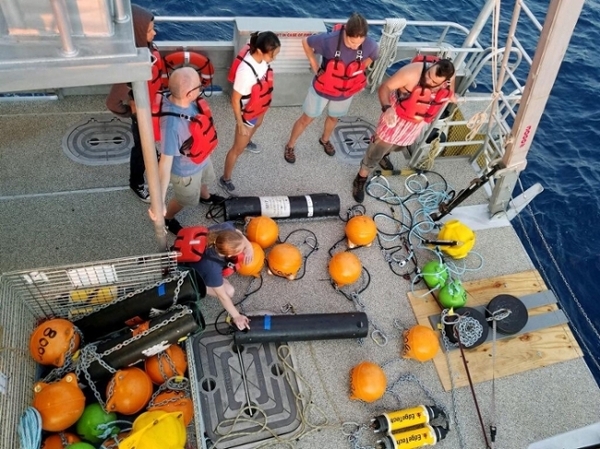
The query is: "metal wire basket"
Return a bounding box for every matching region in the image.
[0,252,182,449]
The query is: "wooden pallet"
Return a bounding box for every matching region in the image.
[407,269,583,391]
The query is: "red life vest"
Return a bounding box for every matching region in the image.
[152,96,218,165]
[313,25,367,98]
[228,45,274,121]
[173,226,241,277]
[394,55,453,124]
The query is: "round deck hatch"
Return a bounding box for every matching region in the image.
[62,115,132,165]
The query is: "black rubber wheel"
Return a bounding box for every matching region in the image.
[486,294,529,335]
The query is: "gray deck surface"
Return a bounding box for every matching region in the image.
[1,91,599,449]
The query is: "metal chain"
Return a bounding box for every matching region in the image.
[342,422,376,449]
[42,328,84,383]
[78,304,193,406]
[440,310,482,348]
[157,351,180,382]
[350,293,388,347]
[148,377,191,408]
[73,269,188,320]
[101,305,191,359]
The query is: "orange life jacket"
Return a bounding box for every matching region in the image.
[173,226,241,277]
[228,45,274,121]
[313,25,367,98]
[394,55,453,124]
[152,96,218,165]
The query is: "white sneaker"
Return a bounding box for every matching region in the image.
[131,185,151,203]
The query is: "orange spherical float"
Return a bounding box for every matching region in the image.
[33,373,86,431]
[245,216,279,249]
[345,215,377,248]
[29,318,80,367]
[41,432,81,449]
[402,325,440,362]
[105,367,153,415]
[145,344,188,385]
[328,252,362,287]
[147,390,194,426]
[267,243,303,280]
[237,242,265,277]
[349,361,387,403]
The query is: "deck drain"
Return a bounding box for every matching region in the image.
[331,116,376,166]
[191,329,301,448]
[62,114,133,166]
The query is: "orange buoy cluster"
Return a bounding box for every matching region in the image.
[26,282,194,448]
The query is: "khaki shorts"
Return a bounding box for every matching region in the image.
[170,158,216,207]
[302,84,353,118]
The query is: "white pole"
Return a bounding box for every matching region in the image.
[489,0,585,215]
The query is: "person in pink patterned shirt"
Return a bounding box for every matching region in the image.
[352,58,456,202]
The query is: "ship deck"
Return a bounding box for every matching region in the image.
[1,91,599,449]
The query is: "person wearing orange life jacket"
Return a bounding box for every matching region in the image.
[352,57,457,203]
[284,13,379,164]
[219,31,281,192]
[106,4,162,203]
[149,67,225,235]
[184,222,254,330]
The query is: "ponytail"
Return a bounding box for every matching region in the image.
[248,31,281,55]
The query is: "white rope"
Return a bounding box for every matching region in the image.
[367,18,407,92]
[465,0,502,142]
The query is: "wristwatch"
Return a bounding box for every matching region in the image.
[381,104,392,113]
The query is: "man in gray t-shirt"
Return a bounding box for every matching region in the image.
[284,13,379,164]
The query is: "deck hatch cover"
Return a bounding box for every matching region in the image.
[190,329,301,448]
[62,114,132,166]
[331,116,375,166]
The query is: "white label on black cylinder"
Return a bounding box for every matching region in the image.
[305,195,314,217]
[259,196,291,217]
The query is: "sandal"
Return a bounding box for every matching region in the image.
[319,138,336,156]
[284,145,296,164]
[379,154,394,171]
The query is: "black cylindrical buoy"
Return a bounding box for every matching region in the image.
[73,269,205,341]
[223,193,340,221]
[233,312,368,345]
[85,305,203,379]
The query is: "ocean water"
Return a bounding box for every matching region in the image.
[146,0,600,384]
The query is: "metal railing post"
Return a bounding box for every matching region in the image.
[49,0,77,56]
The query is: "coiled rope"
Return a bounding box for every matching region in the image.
[368,19,407,91]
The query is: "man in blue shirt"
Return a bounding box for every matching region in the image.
[284,13,379,163]
[152,67,224,234]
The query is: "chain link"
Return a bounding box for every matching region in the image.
[350,293,388,347]
[342,422,376,449]
[73,269,188,320]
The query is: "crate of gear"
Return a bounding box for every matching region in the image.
[0,252,208,449]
